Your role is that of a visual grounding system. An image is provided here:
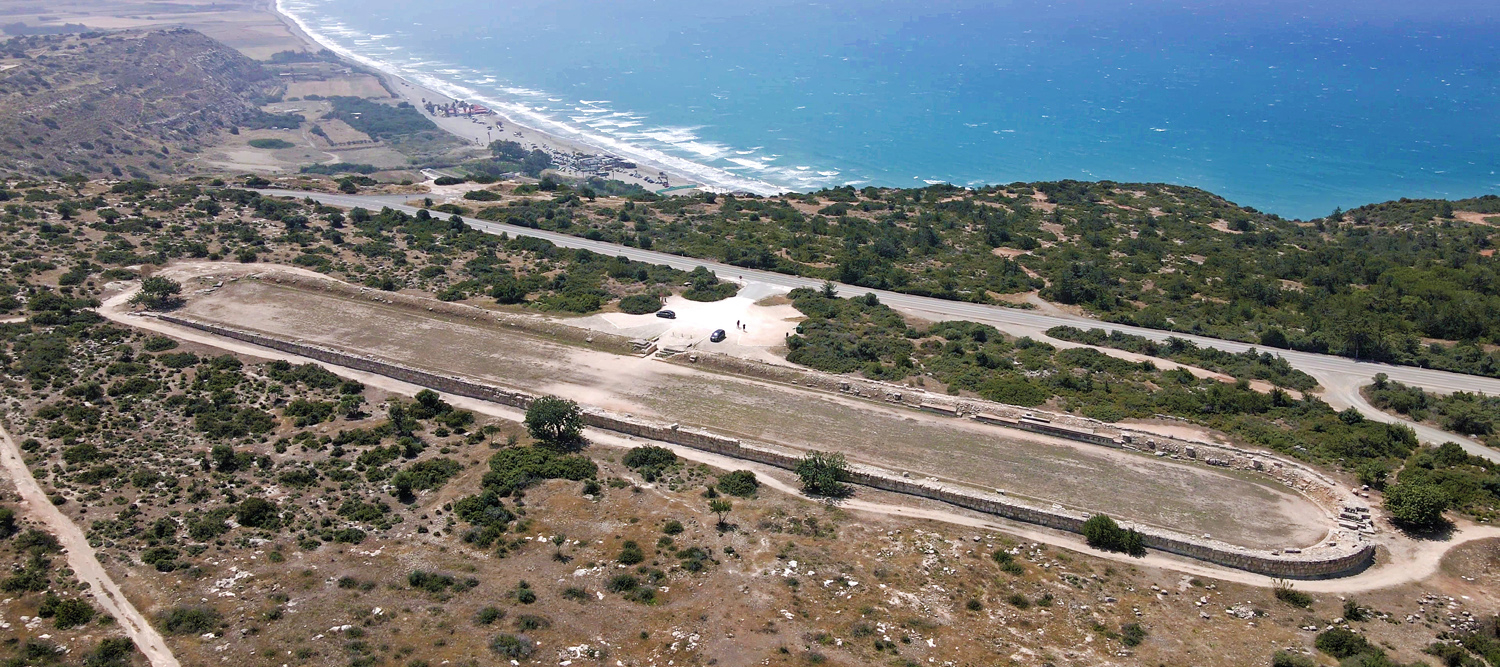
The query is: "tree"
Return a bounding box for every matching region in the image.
[128,276,183,310]
[525,396,584,448]
[235,498,281,530]
[1383,482,1449,531]
[820,281,838,299]
[795,451,852,498]
[1081,514,1146,556]
[709,498,732,529]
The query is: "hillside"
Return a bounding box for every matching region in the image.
[0,29,282,179]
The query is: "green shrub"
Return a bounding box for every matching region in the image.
[489,634,532,659]
[1271,650,1315,667]
[1081,514,1145,556]
[617,293,663,314]
[1274,581,1313,608]
[475,606,504,625]
[616,541,644,565]
[1314,627,1372,659]
[159,605,220,635]
[716,470,759,497]
[248,138,295,149]
[623,445,677,481]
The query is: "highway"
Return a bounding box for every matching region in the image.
[264,189,1500,461]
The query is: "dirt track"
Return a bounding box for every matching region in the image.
[97,279,1500,591]
[0,422,180,667]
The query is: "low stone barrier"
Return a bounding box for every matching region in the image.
[155,314,1374,579]
[671,351,1353,513]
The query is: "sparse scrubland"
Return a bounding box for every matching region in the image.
[0,173,1497,667]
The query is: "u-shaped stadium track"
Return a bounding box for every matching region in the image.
[261,190,1500,462]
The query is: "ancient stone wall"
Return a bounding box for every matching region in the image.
[155,314,1373,579]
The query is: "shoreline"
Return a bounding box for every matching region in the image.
[265,0,776,196]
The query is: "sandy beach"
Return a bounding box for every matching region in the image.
[263,1,709,194]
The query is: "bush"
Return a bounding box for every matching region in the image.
[1081,514,1145,556]
[716,470,759,497]
[617,293,663,314]
[159,605,220,634]
[1315,627,1372,659]
[489,634,532,659]
[513,614,548,630]
[464,189,502,202]
[48,597,95,629]
[623,445,677,481]
[1273,580,1313,608]
[795,451,852,498]
[407,570,457,593]
[662,520,684,535]
[475,606,504,625]
[1120,622,1148,647]
[1271,650,1316,667]
[84,637,137,667]
[248,138,295,149]
[1343,598,1368,622]
[235,497,281,530]
[616,540,644,565]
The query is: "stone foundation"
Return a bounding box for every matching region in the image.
[155,314,1374,579]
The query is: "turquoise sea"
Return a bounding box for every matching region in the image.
[277,0,1500,219]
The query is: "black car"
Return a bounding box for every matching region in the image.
[656,310,676,319]
[709,329,726,343]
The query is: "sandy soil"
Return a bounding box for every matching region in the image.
[0,422,181,667]
[164,273,1330,548]
[95,280,1500,593]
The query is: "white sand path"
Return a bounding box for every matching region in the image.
[0,423,180,667]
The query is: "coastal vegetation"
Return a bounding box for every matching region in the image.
[501,181,1500,377]
[1366,374,1500,448]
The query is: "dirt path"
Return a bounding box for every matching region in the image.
[94,282,1500,592]
[0,422,180,667]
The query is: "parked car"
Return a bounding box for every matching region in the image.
[709,329,726,343]
[656,310,676,319]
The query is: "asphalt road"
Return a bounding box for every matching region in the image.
[264,189,1500,460]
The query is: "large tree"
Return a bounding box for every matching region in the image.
[129,276,183,310]
[794,451,852,498]
[1383,482,1449,531]
[525,395,584,448]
